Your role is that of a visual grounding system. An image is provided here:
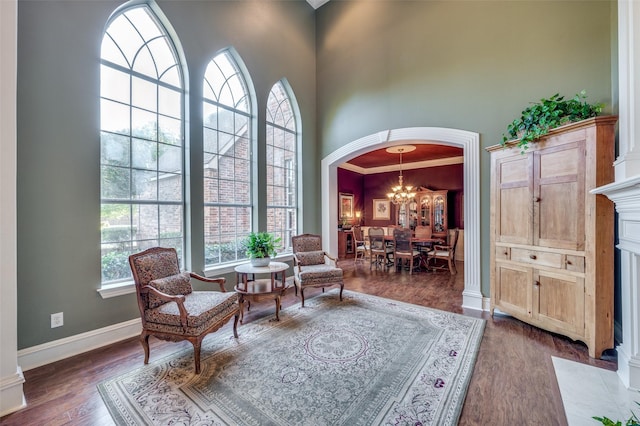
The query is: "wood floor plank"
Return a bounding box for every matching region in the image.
[1,260,616,425]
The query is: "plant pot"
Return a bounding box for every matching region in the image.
[250,257,270,267]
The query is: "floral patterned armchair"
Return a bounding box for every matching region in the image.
[292,234,344,307]
[128,247,239,374]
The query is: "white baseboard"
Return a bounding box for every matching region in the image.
[482,296,491,311]
[18,319,141,372]
[0,367,26,417]
[461,289,484,311]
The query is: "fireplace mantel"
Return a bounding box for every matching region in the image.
[593,175,640,390]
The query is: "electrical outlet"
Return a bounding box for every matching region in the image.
[51,312,63,328]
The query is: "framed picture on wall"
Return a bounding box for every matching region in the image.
[373,199,390,220]
[339,193,354,219]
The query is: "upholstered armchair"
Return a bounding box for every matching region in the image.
[128,247,240,374]
[292,234,344,307]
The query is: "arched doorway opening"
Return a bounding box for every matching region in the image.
[321,127,483,310]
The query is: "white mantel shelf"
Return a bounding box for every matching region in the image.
[592,174,640,199]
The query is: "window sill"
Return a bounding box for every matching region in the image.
[97,253,294,298]
[97,281,136,299]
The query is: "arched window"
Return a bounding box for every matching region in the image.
[100,4,185,284]
[203,50,253,267]
[266,80,299,252]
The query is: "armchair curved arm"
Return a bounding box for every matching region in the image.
[188,272,227,292]
[433,244,452,251]
[324,252,339,267]
[142,285,189,331]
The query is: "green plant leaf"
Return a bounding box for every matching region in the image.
[501,90,604,151]
[244,232,281,258]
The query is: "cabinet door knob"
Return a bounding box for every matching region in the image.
[534,281,540,287]
[503,251,508,256]
[566,259,572,265]
[529,254,537,260]
[533,197,541,202]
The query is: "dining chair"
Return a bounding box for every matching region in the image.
[426,228,460,274]
[393,227,421,274]
[414,225,433,256]
[352,225,369,266]
[415,225,432,239]
[368,227,392,270]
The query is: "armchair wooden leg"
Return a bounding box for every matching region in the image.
[140,333,150,365]
[193,340,202,374]
[301,288,306,307]
[233,313,239,338]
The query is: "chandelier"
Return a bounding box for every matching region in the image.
[386,145,417,205]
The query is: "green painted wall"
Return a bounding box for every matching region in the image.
[315,0,616,296]
[16,0,316,349]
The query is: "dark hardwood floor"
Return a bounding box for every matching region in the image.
[1,259,617,425]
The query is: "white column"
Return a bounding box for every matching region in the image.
[0,0,25,416]
[593,0,640,391]
[615,0,640,181]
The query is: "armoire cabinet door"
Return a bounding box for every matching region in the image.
[533,269,585,335]
[494,263,532,318]
[533,137,586,251]
[495,154,533,245]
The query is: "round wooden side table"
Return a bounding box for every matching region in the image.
[234,261,291,323]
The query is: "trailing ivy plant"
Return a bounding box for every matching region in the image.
[502,90,604,152]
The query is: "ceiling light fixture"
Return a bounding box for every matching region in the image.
[386,145,417,205]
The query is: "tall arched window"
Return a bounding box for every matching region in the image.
[100,4,185,284]
[203,50,253,267]
[266,80,299,252]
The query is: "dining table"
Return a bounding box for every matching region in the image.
[382,234,444,245]
[380,234,445,270]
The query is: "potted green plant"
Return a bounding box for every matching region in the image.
[245,232,281,267]
[502,90,604,152]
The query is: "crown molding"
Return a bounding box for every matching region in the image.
[339,156,464,175]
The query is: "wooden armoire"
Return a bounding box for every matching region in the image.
[486,116,617,358]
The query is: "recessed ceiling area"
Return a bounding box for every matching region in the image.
[344,144,464,170]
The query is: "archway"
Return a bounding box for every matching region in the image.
[321,127,483,310]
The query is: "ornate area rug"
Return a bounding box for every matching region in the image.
[98,290,485,425]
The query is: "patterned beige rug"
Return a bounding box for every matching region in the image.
[98,290,485,425]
